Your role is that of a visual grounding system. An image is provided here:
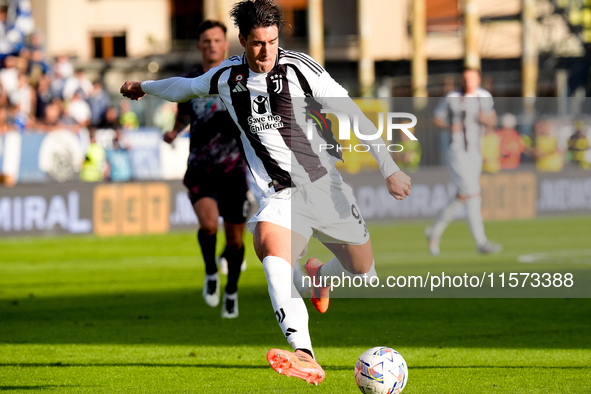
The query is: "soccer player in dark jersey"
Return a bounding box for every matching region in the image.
[121,0,411,385]
[162,20,249,319]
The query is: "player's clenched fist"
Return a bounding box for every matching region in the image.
[386,171,412,200]
[162,131,178,144]
[120,81,146,101]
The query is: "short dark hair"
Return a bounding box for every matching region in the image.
[463,66,481,74]
[230,0,284,38]
[197,20,227,38]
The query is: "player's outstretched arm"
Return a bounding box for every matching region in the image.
[121,77,200,103]
[120,81,146,101]
[386,170,412,200]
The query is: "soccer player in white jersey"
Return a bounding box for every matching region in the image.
[120,0,411,385]
[426,68,502,256]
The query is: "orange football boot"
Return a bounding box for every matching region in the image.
[266,349,325,385]
[304,257,330,313]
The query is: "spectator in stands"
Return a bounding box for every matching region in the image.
[0,0,34,61]
[396,129,421,172]
[0,55,19,97]
[526,119,564,172]
[497,113,525,170]
[65,89,91,129]
[153,101,177,132]
[63,69,93,101]
[105,128,132,182]
[97,106,120,131]
[34,73,53,121]
[80,129,106,182]
[482,122,501,173]
[0,103,15,133]
[25,30,50,79]
[50,54,73,99]
[119,99,139,130]
[9,71,35,129]
[87,80,110,128]
[568,119,590,169]
[37,98,67,131]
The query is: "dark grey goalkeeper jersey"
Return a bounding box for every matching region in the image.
[142,48,399,197]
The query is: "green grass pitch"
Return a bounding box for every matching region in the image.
[1,216,590,393]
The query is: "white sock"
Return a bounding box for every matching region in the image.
[263,256,313,357]
[431,198,464,240]
[318,257,378,285]
[205,273,218,282]
[465,196,487,247]
[292,260,310,295]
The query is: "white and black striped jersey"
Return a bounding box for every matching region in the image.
[142,48,399,196]
[433,87,495,155]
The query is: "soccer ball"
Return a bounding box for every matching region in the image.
[354,347,408,394]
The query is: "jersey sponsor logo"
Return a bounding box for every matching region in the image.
[252,95,270,115]
[247,113,285,134]
[247,95,285,133]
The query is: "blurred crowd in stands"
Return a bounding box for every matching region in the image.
[0,0,147,184]
[0,0,588,187]
[396,114,591,174]
[0,0,143,137]
[478,114,591,173]
[0,49,143,135]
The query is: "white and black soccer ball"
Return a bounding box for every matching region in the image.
[354,347,408,394]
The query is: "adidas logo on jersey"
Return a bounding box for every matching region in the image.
[232,81,247,92]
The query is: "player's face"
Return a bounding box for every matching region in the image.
[197,26,229,66]
[462,70,481,93]
[240,25,279,73]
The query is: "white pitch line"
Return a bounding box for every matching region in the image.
[517,249,591,264]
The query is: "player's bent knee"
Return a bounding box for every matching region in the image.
[198,223,218,236]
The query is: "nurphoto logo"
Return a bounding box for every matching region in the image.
[306,109,417,153]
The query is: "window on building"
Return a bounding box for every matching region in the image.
[170,0,204,41]
[276,0,308,38]
[426,0,461,32]
[92,33,127,59]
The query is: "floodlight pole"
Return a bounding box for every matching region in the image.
[308,0,325,67]
[358,0,375,97]
[464,0,481,70]
[412,0,428,98]
[204,0,226,25]
[522,0,538,97]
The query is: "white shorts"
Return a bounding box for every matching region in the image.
[448,150,483,196]
[247,171,369,246]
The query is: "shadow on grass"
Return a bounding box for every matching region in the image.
[1,287,590,349]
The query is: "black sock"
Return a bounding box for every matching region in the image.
[197,229,217,275]
[296,348,314,359]
[223,244,245,294]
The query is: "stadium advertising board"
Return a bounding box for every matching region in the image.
[0,183,93,236]
[0,167,589,237]
[0,128,182,184]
